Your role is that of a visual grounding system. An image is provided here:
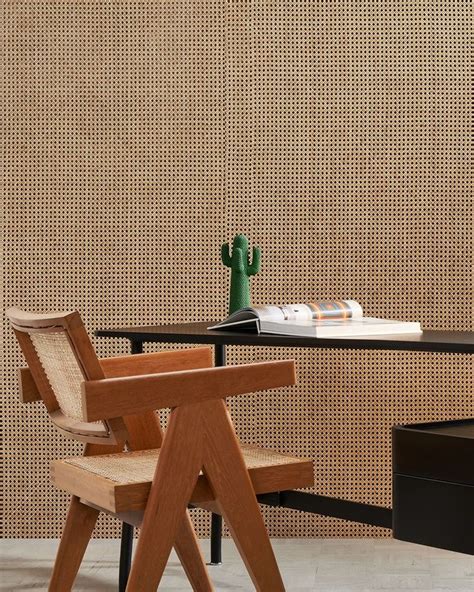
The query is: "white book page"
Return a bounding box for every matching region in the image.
[253,300,362,322]
[209,300,364,330]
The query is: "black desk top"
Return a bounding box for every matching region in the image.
[96,322,474,354]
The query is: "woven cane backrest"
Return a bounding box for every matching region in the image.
[7,307,126,445]
[29,331,86,420]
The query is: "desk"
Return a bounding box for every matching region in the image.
[96,323,474,563]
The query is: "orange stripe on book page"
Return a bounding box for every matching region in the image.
[335,301,351,319]
[308,303,321,320]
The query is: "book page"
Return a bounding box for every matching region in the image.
[254,300,363,322]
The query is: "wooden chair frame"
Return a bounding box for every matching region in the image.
[7,307,304,591]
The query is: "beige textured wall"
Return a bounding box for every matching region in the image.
[2,1,472,538]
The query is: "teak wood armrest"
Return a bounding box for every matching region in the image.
[17,347,213,403]
[81,360,296,422]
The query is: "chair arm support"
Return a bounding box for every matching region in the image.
[81,360,296,422]
[99,347,213,377]
[17,367,42,403]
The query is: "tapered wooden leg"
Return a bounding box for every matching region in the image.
[203,399,285,592]
[124,410,212,590]
[175,512,214,592]
[126,404,206,592]
[49,496,99,592]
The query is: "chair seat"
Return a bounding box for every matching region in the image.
[51,444,314,514]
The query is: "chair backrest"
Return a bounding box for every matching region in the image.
[6,307,126,445]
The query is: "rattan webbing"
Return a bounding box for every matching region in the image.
[3,1,472,539]
[63,445,305,485]
[30,332,86,421]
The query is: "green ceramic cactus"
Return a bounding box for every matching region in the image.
[221,234,261,314]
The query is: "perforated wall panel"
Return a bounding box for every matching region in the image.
[2,1,472,538]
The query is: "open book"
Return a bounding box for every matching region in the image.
[208,300,422,338]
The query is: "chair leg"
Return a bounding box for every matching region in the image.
[174,512,214,591]
[126,404,205,592]
[119,522,134,592]
[49,496,99,592]
[202,399,285,592]
[124,411,211,590]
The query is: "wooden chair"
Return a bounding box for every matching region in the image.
[7,307,314,591]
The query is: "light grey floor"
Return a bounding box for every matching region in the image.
[1,538,473,591]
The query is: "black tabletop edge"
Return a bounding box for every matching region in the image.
[95,322,474,354]
[395,418,474,438]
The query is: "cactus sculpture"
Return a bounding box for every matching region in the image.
[221,234,261,314]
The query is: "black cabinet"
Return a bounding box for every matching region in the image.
[393,419,474,555]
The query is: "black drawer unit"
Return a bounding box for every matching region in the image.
[393,419,474,555]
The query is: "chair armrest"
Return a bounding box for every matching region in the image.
[81,360,296,422]
[99,347,213,377]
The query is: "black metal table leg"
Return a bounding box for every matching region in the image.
[208,344,226,565]
[209,513,223,565]
[119,522,134,592]
[130,339,144,355]
[117,339,143,590]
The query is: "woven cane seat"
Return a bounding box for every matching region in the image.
[52,445,314,513]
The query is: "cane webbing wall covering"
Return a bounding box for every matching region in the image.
[2,1,472,538]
